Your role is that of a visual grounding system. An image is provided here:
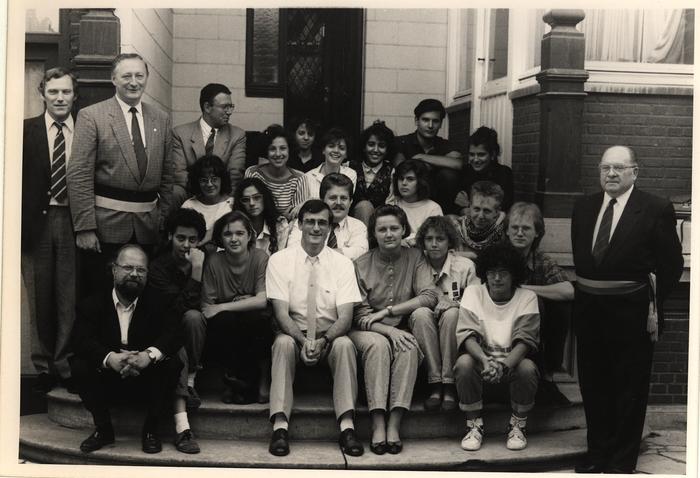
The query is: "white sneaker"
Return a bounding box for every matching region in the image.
[506,415,527,450]
[461,417,484,451]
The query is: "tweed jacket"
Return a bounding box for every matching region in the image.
[67,96,173,245]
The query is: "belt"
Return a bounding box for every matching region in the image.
[94,184,158,213]
[575,276,647,296]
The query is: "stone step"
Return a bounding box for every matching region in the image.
[20,414,587,470]
[47,383,585,440]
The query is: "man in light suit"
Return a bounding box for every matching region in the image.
[22,67,79,393]
[571,145,683,473]
[171,83,246,208]
[67,53,174,294]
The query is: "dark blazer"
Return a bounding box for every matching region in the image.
[571,187,683,328]
[71,288,182,370]
[22,114,71,252]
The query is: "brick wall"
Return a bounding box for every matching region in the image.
[581,92,693,199]
[171,9,282,131]
[511,94,540,203]
[364,9,449,135]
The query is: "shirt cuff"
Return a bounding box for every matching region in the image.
[102,351,113,369]
[147,346,163,362]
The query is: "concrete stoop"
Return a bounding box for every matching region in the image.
[20,414,587,470]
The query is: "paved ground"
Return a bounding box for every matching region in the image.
[551,429,688,474]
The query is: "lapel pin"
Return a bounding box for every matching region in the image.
[153,128,158,132]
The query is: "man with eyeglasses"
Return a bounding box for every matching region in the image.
[70,245,183,455]
[171,83,246,208]
[68,53,175,296]
[265,199,364,457]
[571,145,683,473]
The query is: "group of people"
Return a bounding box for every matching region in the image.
[22,53,683,474]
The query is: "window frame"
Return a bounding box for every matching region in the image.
[245,8,287,98]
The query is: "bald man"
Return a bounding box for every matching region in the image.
[570,146,683,473]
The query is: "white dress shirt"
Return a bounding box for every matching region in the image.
[286,215,368,261]
[591,185,634,251]
[115,95,146,147]
[199,116,217,146]
[44,112,74,206]
[303,164,358,201]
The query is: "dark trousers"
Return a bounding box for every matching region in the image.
[536,298,571,375]
[428,166,463,215]
[70,353,182,428]
[574,287,653,472]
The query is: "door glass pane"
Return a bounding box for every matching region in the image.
[458,9,476,93]
[26,8,60,33]
[25,61,46,119]
[250,9,280,85]
[487,9,509,81]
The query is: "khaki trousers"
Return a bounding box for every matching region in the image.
[409,306,459,384]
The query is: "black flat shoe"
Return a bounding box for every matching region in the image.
[174,429,201,454]
[141,430,162,454]
[370,441,387,455]
[80,428,115,453]
[269,428,290,456]
[387,440,403,454]
[339,428,364,457]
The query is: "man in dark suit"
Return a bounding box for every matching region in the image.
[170,83,246,207]
[571,145,683,473]
[21,67,78,394]
[70,245,183,454]
[67,53,174,294]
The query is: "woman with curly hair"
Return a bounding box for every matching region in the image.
[302,127,357,201]
[350,204,438,455]
[286,117,323,173]
[233,177,289,255]
[454,242,540,452]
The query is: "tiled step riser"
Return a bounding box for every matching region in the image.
[49,398,585,440]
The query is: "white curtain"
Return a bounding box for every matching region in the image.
[580,9,686,63]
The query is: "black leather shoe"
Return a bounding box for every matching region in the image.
[387,440,403,455]
[80,428,115,453]
[370,441,387,455]
[605,467,634,474]
[186,386,202,410]
[339,428,364,457]
[269,428,290,456]
[33,373,56,394]
[174,429,201,454]
[61,377,79,394]
[142,430,162,454]
[575,462,606,473]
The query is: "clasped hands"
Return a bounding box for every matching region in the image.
[300,337,329,366]
[106,349,152,378]
[481,357,508,384]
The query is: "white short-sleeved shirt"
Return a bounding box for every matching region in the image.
[266,244,361,333]
[286,215,368,261]
[303,164,358,201]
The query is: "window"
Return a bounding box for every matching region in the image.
[26,8,60,33]
[245,9,284,97]
[457,9,476,95]
[487,9,509,81]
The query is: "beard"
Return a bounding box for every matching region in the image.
[115,279,144,302]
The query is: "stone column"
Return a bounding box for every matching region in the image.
[71,9,120,109]
[535,10,589,217]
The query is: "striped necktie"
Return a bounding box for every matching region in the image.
[592,198,616,265]
[327,223,340,249]
[50,122,67,202]
[205,128,216,156]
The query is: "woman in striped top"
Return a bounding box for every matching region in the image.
[244,125,307,219]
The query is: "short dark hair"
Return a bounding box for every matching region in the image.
[318,127,350,156]
[289,117,320,139]
[475,242,527,288]
[199,83,232,112]
[165,208,207,241]
[414,98,446,119]
[506,202,545,253]
[469,126,501,159]
[470,180,504,209]
[393,159,431,201]
[111,53,149,77]
[298,199,333,223]
[359,120,397,165]
[212,210,256,250]
[38,67,78,96]
[260,124,291,153]
[367,204,411,249]
[415,215,461,251]
[320,173,354,199]
[188,155,232,197]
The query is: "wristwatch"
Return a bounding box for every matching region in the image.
[386,305,394,317]
[145,349,157,363]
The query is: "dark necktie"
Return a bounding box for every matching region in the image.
[205,128,216,156]
[327,223,340,249]
[129,107,147,179]
[50,122,67,202]
[592,198,616,265]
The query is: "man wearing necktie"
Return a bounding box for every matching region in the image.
[571,145,683,473]
[68,53,174,295]
[265,199,364,457]
[22,67,79,394]
[171,83,247,208]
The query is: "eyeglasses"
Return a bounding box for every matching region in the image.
[213,103,235,112]
[302,218,330,228]
[115,264,148,275]
[198,176,222,185]
[598,164,637,174]
[240,194,263,204]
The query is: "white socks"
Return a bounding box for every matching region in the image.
[174,411,190,434]
[273,415,289,431]
[187,372,196,389]
[339,416,354,432]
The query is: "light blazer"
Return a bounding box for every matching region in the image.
[571,187,683,329]
[67,97,173,245]
[170,119,246,207]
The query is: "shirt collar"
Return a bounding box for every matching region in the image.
[433,251,455,280]
[257,222,271,240]
[44,111,74,133]
[604,184,634,210]
[298,243,329,265]
[115,95,142,116]
[362,162,382,175]
[112,288,138,311]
